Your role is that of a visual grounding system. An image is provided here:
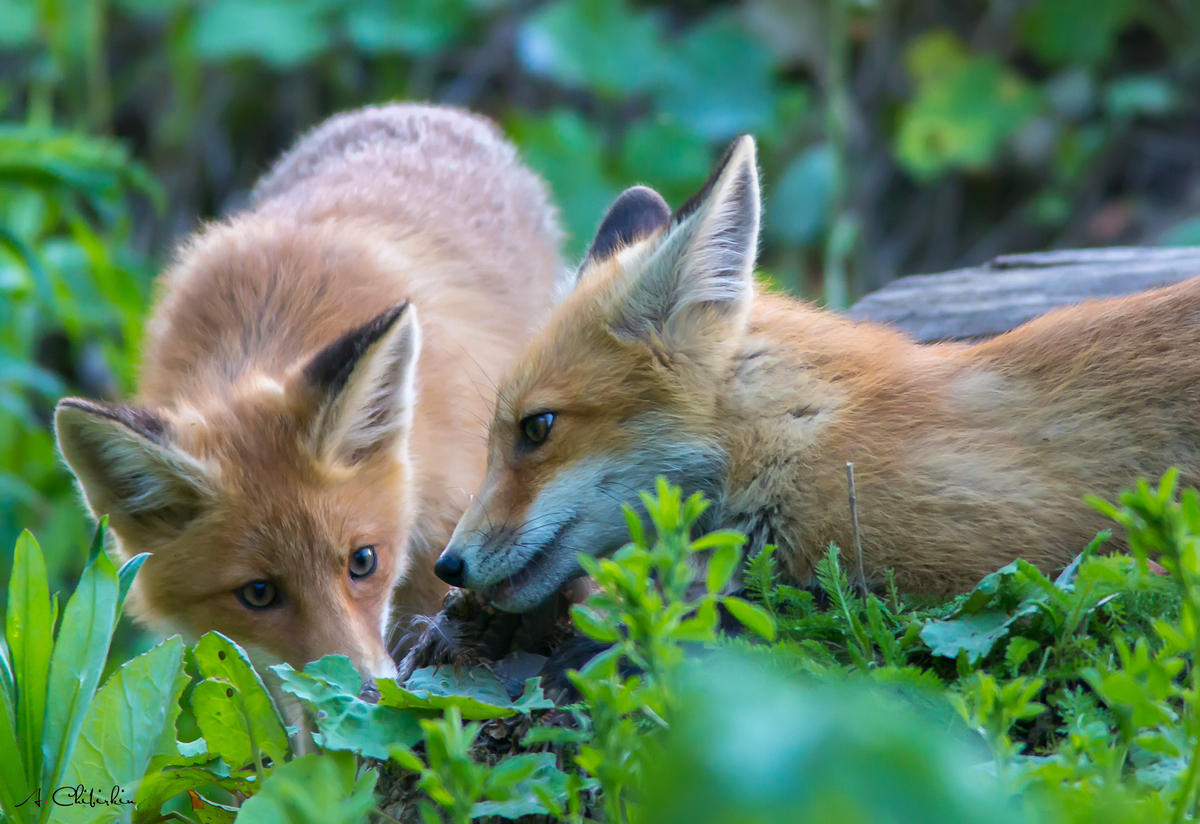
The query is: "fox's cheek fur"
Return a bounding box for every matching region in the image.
[451,434,726,612]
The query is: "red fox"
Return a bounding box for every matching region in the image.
[54,104,565,676]
[429,135,1200,612]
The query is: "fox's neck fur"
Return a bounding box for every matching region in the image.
[716,283,1200,593]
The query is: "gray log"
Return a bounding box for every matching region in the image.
[845,247,1200,343]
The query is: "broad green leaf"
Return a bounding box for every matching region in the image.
[722,596,776,641]
[235,751,376,824]
[135,757,239,818]
[190,794,238,824]
[0,0,37,47]
[6,530,52,791]
[656,15,777,141]
[191,679,259,771]
[380,665,543,721]
[192,633,288,766]
[706,543,740,595]
[920,611,1018,664]
[270,659,421,758]
[54,637,186,824]
[1019,0,1133,67]
[895,31,1041,180]
[518,0,667,96]
[619,121,712,207]
[508,110,619,258]
[40,543,120,816]
[192,0,331,68]
[767,143,835,246]
[346,0,470,56]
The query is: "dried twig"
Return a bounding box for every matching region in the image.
[846,462,868,599]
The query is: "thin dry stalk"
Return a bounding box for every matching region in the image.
[847,462,868,598]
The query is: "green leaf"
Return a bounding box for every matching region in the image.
[518,0,667,96]
[0,639,26,821]
[706,543,741,595]
[236,751,376,824]
[345,0,470,56]
[767,144,835,246]
[135,757,237,818]
[54,637,186,824]
[192,0,331,68]
[40,543,120,815]
[192,633,289,766]
[191,794,238,824]
[656,15,778,141]
[920,611,1019,664]
[571,605,620,643]
[1004,636,1041,672]
[6,530,52,793]
[270,658,421,758]
[619,121,712,207]
[895,31,1041,180]
[1019,0,1133,67]
[190,679,258,771]
[473,752,587,820]
[508,110,619,259]
[0,0,37,47]
[1105,76,1176,119]
[388,743,425,773]
[379,666,541,721]
[116,552,150,612]
[722,596,776,641]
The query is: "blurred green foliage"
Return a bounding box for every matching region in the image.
[2,0,1200,646]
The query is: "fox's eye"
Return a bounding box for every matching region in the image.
[520,412,554,448]
[349,545,377,579]
[236,580,279,610]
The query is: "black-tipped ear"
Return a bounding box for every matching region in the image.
[304,302,421,465]
[55,399,213,535]
[579,186,671,273]
[304,302,410,396]
[608,136,760,342]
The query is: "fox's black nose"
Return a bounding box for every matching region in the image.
[434,551,466,586]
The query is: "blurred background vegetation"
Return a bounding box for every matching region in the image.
[2,0,1200,640]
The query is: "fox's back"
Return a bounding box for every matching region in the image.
[722,277,1200,593]
[139,104,564,405]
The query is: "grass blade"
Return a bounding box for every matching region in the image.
[38,546,120,823]
[5,531,53,790]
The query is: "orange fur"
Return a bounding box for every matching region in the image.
[437,136,1200,611]
[54,104,564,675]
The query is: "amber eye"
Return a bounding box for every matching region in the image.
[236,580,279,610]
[349,545,377,579]
[520,412,555,448]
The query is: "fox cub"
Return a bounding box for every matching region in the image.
[428,135,1200,615]
[54,104,565,677]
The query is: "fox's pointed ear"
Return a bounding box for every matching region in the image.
[305,302,421,465]
[610,136,760,341]
[578,185,671,275]
[55,400,215,536]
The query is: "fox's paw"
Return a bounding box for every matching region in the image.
[395,588,522,681]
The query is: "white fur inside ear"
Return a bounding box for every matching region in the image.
[315,307,421,465]
[614,136,761,339]
[55,404,214,528]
